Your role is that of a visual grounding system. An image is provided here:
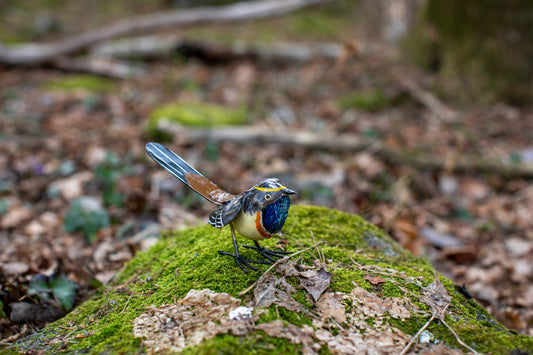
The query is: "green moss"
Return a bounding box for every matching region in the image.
[146,101,247,139]
[44,75,116,93]
[7,205,533,354]
[338,89,392,112]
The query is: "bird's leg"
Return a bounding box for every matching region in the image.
[218,224,270,273]
[242,240,292,263]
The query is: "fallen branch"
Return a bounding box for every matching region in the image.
[390,68,458,123]
[0,0,329,66]
[53,57,146,79]
[93,36,346,65]
[159,121,533,178]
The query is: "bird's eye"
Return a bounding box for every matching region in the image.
[265,193,272,200]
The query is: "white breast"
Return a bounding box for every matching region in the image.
[231,210,269,241]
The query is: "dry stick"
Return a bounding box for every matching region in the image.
[238,241,324,296]
[391,69,458,124]
[0,0,330,65]
[399,311,438,355]
[53,56,146,79]
[160,122,533,178]
[120,291,136,314]
[308,230,322,262]
[441,319,481,355]
[400,304,481,355]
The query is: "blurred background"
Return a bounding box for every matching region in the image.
[1,0,532,342]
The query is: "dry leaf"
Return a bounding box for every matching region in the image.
[2,262,30,277]
[256,321,317,355]
[48,171,93,201]
[421,272,451,320]
[1,206,33,229]
[300,267,332,303]
[133,289,251,353]
[254,274,311,316]
[364,275,387,285]
[316,292,346,324]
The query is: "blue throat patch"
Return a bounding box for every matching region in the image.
[262,195,291,234]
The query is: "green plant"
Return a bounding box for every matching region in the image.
[94,152,129,207]
[64,197,110,243]
[27,274,78,312]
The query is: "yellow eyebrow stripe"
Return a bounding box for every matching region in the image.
[254,185,286,192]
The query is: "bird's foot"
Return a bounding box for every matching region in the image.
[218,250,270,274]
[242,244,292,263]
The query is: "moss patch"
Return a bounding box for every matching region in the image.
[338,89,393,112]
[43,75,116,93]
[146,101,247,139]
[7,206,533,354]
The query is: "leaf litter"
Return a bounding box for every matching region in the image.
[133,257,473,354]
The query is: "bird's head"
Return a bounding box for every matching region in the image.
[247,178,296,209]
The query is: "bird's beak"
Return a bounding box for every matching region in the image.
[283,187,297,195]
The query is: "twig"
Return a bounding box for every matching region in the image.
[399,312,437,355]
[309,230,325,263]
[0,0,330,65]
[441,318,482,355]
[121,291,136,314]
[238,241,324,296]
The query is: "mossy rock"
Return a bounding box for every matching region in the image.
[6,206,533,354]
[146,102,246,140]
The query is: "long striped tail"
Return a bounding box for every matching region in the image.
[146,142,234,205]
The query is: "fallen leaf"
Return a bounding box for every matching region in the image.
[1,206,33,229]
[256,321,317,355]
[363,275,387,285]
[316,292,346,324]
[300,267,332,303]
[2,262,30,277]
[49,171,93,201]
[254,274,311,316]
[421,272,451,320]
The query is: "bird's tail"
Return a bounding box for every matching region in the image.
[146,142,234,205]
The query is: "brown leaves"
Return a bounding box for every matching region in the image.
[350,282,417,322]
[134,282,422,355]
[253,273,311,316]
[256,321,318,355]
[364,275,387,285]
[133,289,252,353]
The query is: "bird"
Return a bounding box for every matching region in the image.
[145,142,296,273]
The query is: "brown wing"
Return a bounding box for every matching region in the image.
[184,172,235,205]
[146,142,235,205]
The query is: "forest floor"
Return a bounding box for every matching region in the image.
[1,0,533,346]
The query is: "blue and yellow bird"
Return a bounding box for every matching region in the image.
[146,142,296,273]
